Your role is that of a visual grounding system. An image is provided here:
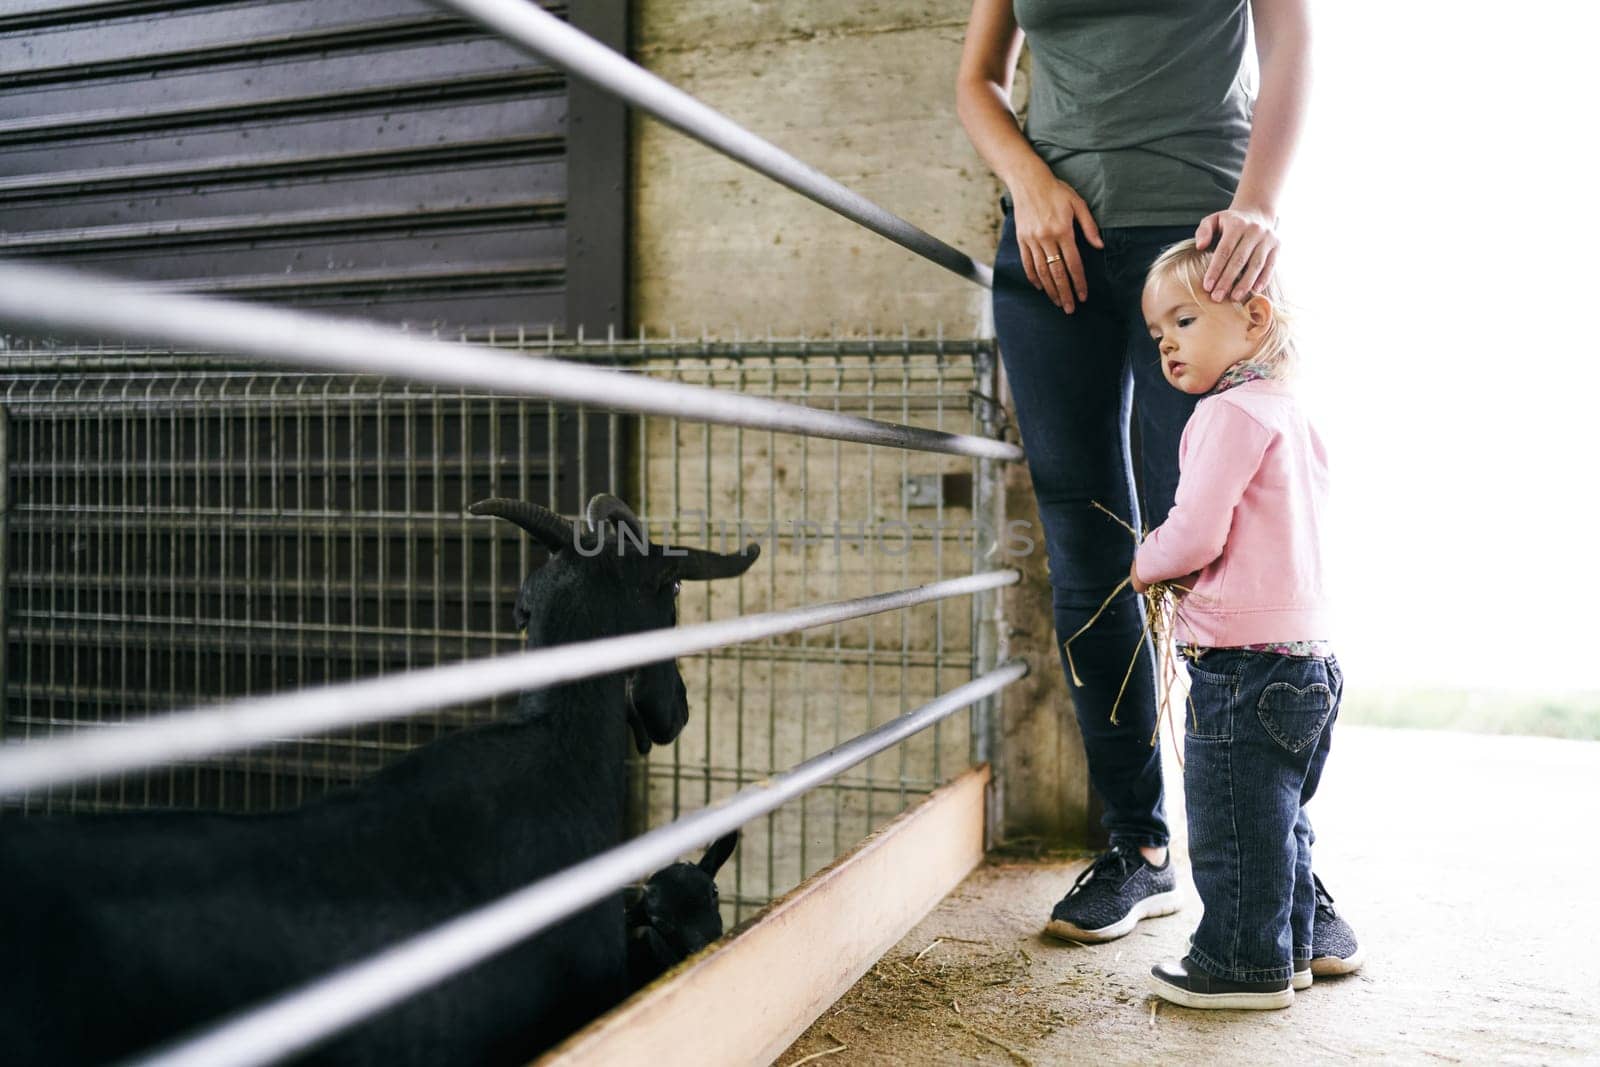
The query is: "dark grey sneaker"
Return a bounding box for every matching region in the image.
[1044,845,1180,943]
[1293,958,1312,991]
[1149,955,1294,1010]
[1309,873,1365,976]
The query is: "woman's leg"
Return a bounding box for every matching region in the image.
[1107,226,1206,534]
[991,208,1166,849]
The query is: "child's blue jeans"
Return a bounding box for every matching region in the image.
[1181,647,1343,983]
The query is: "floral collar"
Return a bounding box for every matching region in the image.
[1206,360,1272,396]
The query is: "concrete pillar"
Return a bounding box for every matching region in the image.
[630,2,1089,849]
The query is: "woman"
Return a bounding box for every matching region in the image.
[955,0,1363,978]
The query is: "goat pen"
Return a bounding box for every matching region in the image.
[0,0,1037,1061]
[1,332,1011,923]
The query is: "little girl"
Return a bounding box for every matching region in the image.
[1129,239,1349,1010]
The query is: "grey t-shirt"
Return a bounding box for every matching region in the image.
[1013,0,1255,228]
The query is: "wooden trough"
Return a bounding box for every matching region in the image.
[539,764,991,1066]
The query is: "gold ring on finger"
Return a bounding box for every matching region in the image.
[1045,254,1063,265]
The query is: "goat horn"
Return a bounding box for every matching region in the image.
[669,542,762,581]
[467,498,577,553]
[585,493,647,541]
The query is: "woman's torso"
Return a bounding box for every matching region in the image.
[1013,0,1255,227]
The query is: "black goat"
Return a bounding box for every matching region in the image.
[0,494,758,1066]
[625,831,739,989]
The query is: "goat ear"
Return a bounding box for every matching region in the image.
[699,830,740,876]
[672,542,762,581]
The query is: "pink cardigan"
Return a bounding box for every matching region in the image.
[1133,378,1334,647]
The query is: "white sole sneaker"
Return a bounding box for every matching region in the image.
[1044,888,1182,943]
[1309,943,1365,976]
[1292,968,1313,991]
[1148,974,1295,1010]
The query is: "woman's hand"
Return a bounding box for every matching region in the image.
[1193,207,1278,302]
[955,0,1102,313]
[1010,177,1105,313]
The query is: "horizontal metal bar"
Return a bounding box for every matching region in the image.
[0,263,1023,461]
[6,514,983,548]
[1,13,491,88]
[3,758,947,816]
[2,637,969,696]
[427,0,993,289]
[0,0,217,35]
[4,572,514,600]
[0,569,1018,797]
[0,390,969,418]
[0,337,993,369]
[0,136,560,201]
[0,70,563,146]
[8,508,549,532]
[6,449,555,476]
[637,765,948,795]
[0,201,562,256]
[0,709,491,749]
[0,383,969,406]
[128,660,1026,1067]
[140,263,564,300]
[4,619,510,659]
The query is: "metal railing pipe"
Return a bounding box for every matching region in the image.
[430,0,993,288]
[0,568,1020,797]
[128,659,1028,1067]
[0,407,8,727]
[0,262,1022,462]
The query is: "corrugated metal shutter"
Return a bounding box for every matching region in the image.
[0,1,633,814]
[0,0,623,334]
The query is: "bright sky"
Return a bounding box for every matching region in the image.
[1269,3,1598,689]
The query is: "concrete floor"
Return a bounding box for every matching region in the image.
[778,726,1600,1065]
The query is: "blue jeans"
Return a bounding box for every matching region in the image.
[1182,648,1342,982]
[991,202,1201,848]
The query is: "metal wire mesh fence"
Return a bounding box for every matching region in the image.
[0,332,1005,923]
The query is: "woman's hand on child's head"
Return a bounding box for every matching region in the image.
[1194,207,1278,303]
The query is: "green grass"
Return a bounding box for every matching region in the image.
[1340,686,1600,742]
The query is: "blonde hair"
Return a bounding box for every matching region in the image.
[1143,238,1298,382]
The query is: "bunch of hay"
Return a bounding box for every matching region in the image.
[1060,501,1204,762]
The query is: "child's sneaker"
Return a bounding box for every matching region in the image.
[1293,959,1312,990]
[1044,845,1180,943]
[1149,956,1294,1010]
[1309,874,1365,975]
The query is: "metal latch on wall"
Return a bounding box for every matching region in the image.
[902,471,974,509]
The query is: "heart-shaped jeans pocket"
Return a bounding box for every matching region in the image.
[1256,681,1335,753]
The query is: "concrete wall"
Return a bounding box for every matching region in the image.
[627,1,1092,892]
[631,1,997,337]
